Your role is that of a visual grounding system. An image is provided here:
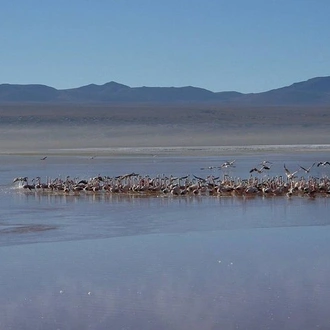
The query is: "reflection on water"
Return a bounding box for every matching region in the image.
[1,228,330,329]
[1,183,330,247]
[2,189,330,247]
[1,154,330,329]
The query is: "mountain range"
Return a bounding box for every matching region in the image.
[1,76,330,105]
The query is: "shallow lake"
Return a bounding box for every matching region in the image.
[1,151,330,329]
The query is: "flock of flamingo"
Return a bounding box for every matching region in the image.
[12,159,330,198]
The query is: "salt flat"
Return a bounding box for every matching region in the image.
[0,104,329,155]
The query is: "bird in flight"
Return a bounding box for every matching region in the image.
[284,164,299,180]
[13,176,28,183]
[249,167,264,174]
[250,162,272,174]
[260,163,272,171]
[40,156,47,160]
[317,161,330,167]
[260,160,272,167]
[299,163,315,173]
[221,160,236,168]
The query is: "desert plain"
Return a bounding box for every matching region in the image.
[0,103,329,156]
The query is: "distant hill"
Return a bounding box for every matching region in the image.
[0,84,59,102]
[1,76,330,105]
[233,76,330,105]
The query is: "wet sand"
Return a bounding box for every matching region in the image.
[0,104,329,156]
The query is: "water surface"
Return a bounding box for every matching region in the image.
[0,152,330,329]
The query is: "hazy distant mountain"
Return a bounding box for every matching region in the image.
[1,76,330,105]
[235,76,330,105]
[0,84,59,102]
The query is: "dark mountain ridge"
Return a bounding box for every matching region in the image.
[1,76,330,105]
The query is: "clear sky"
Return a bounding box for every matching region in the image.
[1,0,329,93]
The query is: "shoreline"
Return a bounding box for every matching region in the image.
[1,144,330,157]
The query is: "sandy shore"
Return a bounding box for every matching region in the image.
[0,103,329,156]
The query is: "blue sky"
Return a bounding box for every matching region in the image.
[1,0,329,93]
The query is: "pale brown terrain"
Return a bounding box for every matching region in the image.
[0,104,329,156]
